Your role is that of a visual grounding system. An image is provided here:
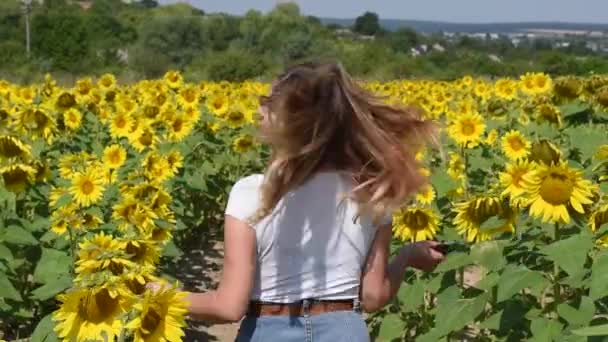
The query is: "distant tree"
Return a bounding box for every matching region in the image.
[139,0,159,9]
[273,2,300,17]
[388,27,420,53]
[137,16,205,68]
[353,11,380,36]
[31,13,90,71]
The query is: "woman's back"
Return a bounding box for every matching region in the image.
[226,172,381,303]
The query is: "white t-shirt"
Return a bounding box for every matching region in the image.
[225,172,389,303]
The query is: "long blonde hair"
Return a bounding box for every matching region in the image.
[253,61,438,223]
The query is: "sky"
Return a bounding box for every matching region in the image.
[158,0,608,23]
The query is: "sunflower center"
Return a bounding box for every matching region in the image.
[507,137,524,151]
[403,210,430,231]
[57,93,76,109]
[539,172,574,205]
[461,120,476,136]
[80,180,95,195]
[109,151,122,164]
[138,131,153,147]
[141,306,163,336]
[116,117,127,129]
[78,289,119,323]
[182,90,197,102]
[598,90,608,107]
[172,119,184,132]
[126,242,145,262]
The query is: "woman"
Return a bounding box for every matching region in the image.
[182,62,444,341]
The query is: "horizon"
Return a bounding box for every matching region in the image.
[158,0,608,24]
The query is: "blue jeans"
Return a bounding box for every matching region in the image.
[235,303,370,342]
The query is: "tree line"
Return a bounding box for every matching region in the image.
[1,0,607,83]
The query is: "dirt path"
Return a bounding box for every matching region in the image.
[163,229,240,342]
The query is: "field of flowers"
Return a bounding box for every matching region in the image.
[0,71,607,341]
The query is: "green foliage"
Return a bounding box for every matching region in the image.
[353,11,381,36]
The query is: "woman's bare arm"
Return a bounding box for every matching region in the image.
[185,215,256,323]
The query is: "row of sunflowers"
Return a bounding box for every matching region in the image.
[0,71,607,341]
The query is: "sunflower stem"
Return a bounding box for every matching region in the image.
[67,227,77,275]
[553,223,561,311]
[458,266,465,288]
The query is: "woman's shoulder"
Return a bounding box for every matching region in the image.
[230,174,264,196]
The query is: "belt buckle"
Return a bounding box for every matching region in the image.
[301,298,312,317]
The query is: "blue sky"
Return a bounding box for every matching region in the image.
[158,0,608,23]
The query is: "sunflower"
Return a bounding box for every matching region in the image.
[206,94,229,117]
[453,196,516,242]
[166,115,194,142]
[536,103,562,127]
[447,152,466,180]
[10,107,56,142]
[553,76,582,102]
[142,152,173,183]
[76,232,135,277]
[447,111,486,148]
[0,135,32,161]
[484,129,498,145]
[177,85,200,109]
[528,139,562,166]
[232,135,254,154]
[98,73,117,92]
[163,70,183,89]
[521,162,597,224]
[0,164,36,192]
[589,203,608,233]
[501,130,531,161]
[393,207,440,242]
[54,286,129,342]
[595,145,608,161]
[70,168,105,207]
[533,73,553,94]
[126,284,189,342]
[74,77,94,103]
[494,79,517,100]
[102,144,127,171]
[499,160,535,208]
[165,150,183,175]
[129,124,159,152]
[123,239,162,267]
[224,106,247,128]
[116,94,138,115]
[63,108,82,131]
[53,91,78,112]
[110,112,133,139]
[593,87,608,112]
[416,184,436,205]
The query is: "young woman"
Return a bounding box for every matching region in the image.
[182,62,444,341]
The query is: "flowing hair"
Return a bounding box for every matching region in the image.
[252,61,438,224]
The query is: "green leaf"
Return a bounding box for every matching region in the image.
[33,248,72,284]
[434,293,489,336]
[557,297,595,327]
[3,225,38,245]
[378,313,405,340]
[26,217,51,232]
[162,240,182,258]
[30,275,72,301]
[53,193,73,209]
[529,317,563,342]
[479,216,508,232]
[474,272,500,291]
[430,171,457,198]
[540,234,593,276]
[496,266,548,302]
[470,240,506,271]
[0,243,13,262]
[397,279,424,312]
[434,252,473,272]
[479,310,502,331]
[30,313,60,342]
[0,273,22,301]
[571,324,608,336]
[590,252,608,300]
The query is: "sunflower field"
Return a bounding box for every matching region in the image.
[0,71,608,342]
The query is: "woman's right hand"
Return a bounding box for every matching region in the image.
[401,241,445,272]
